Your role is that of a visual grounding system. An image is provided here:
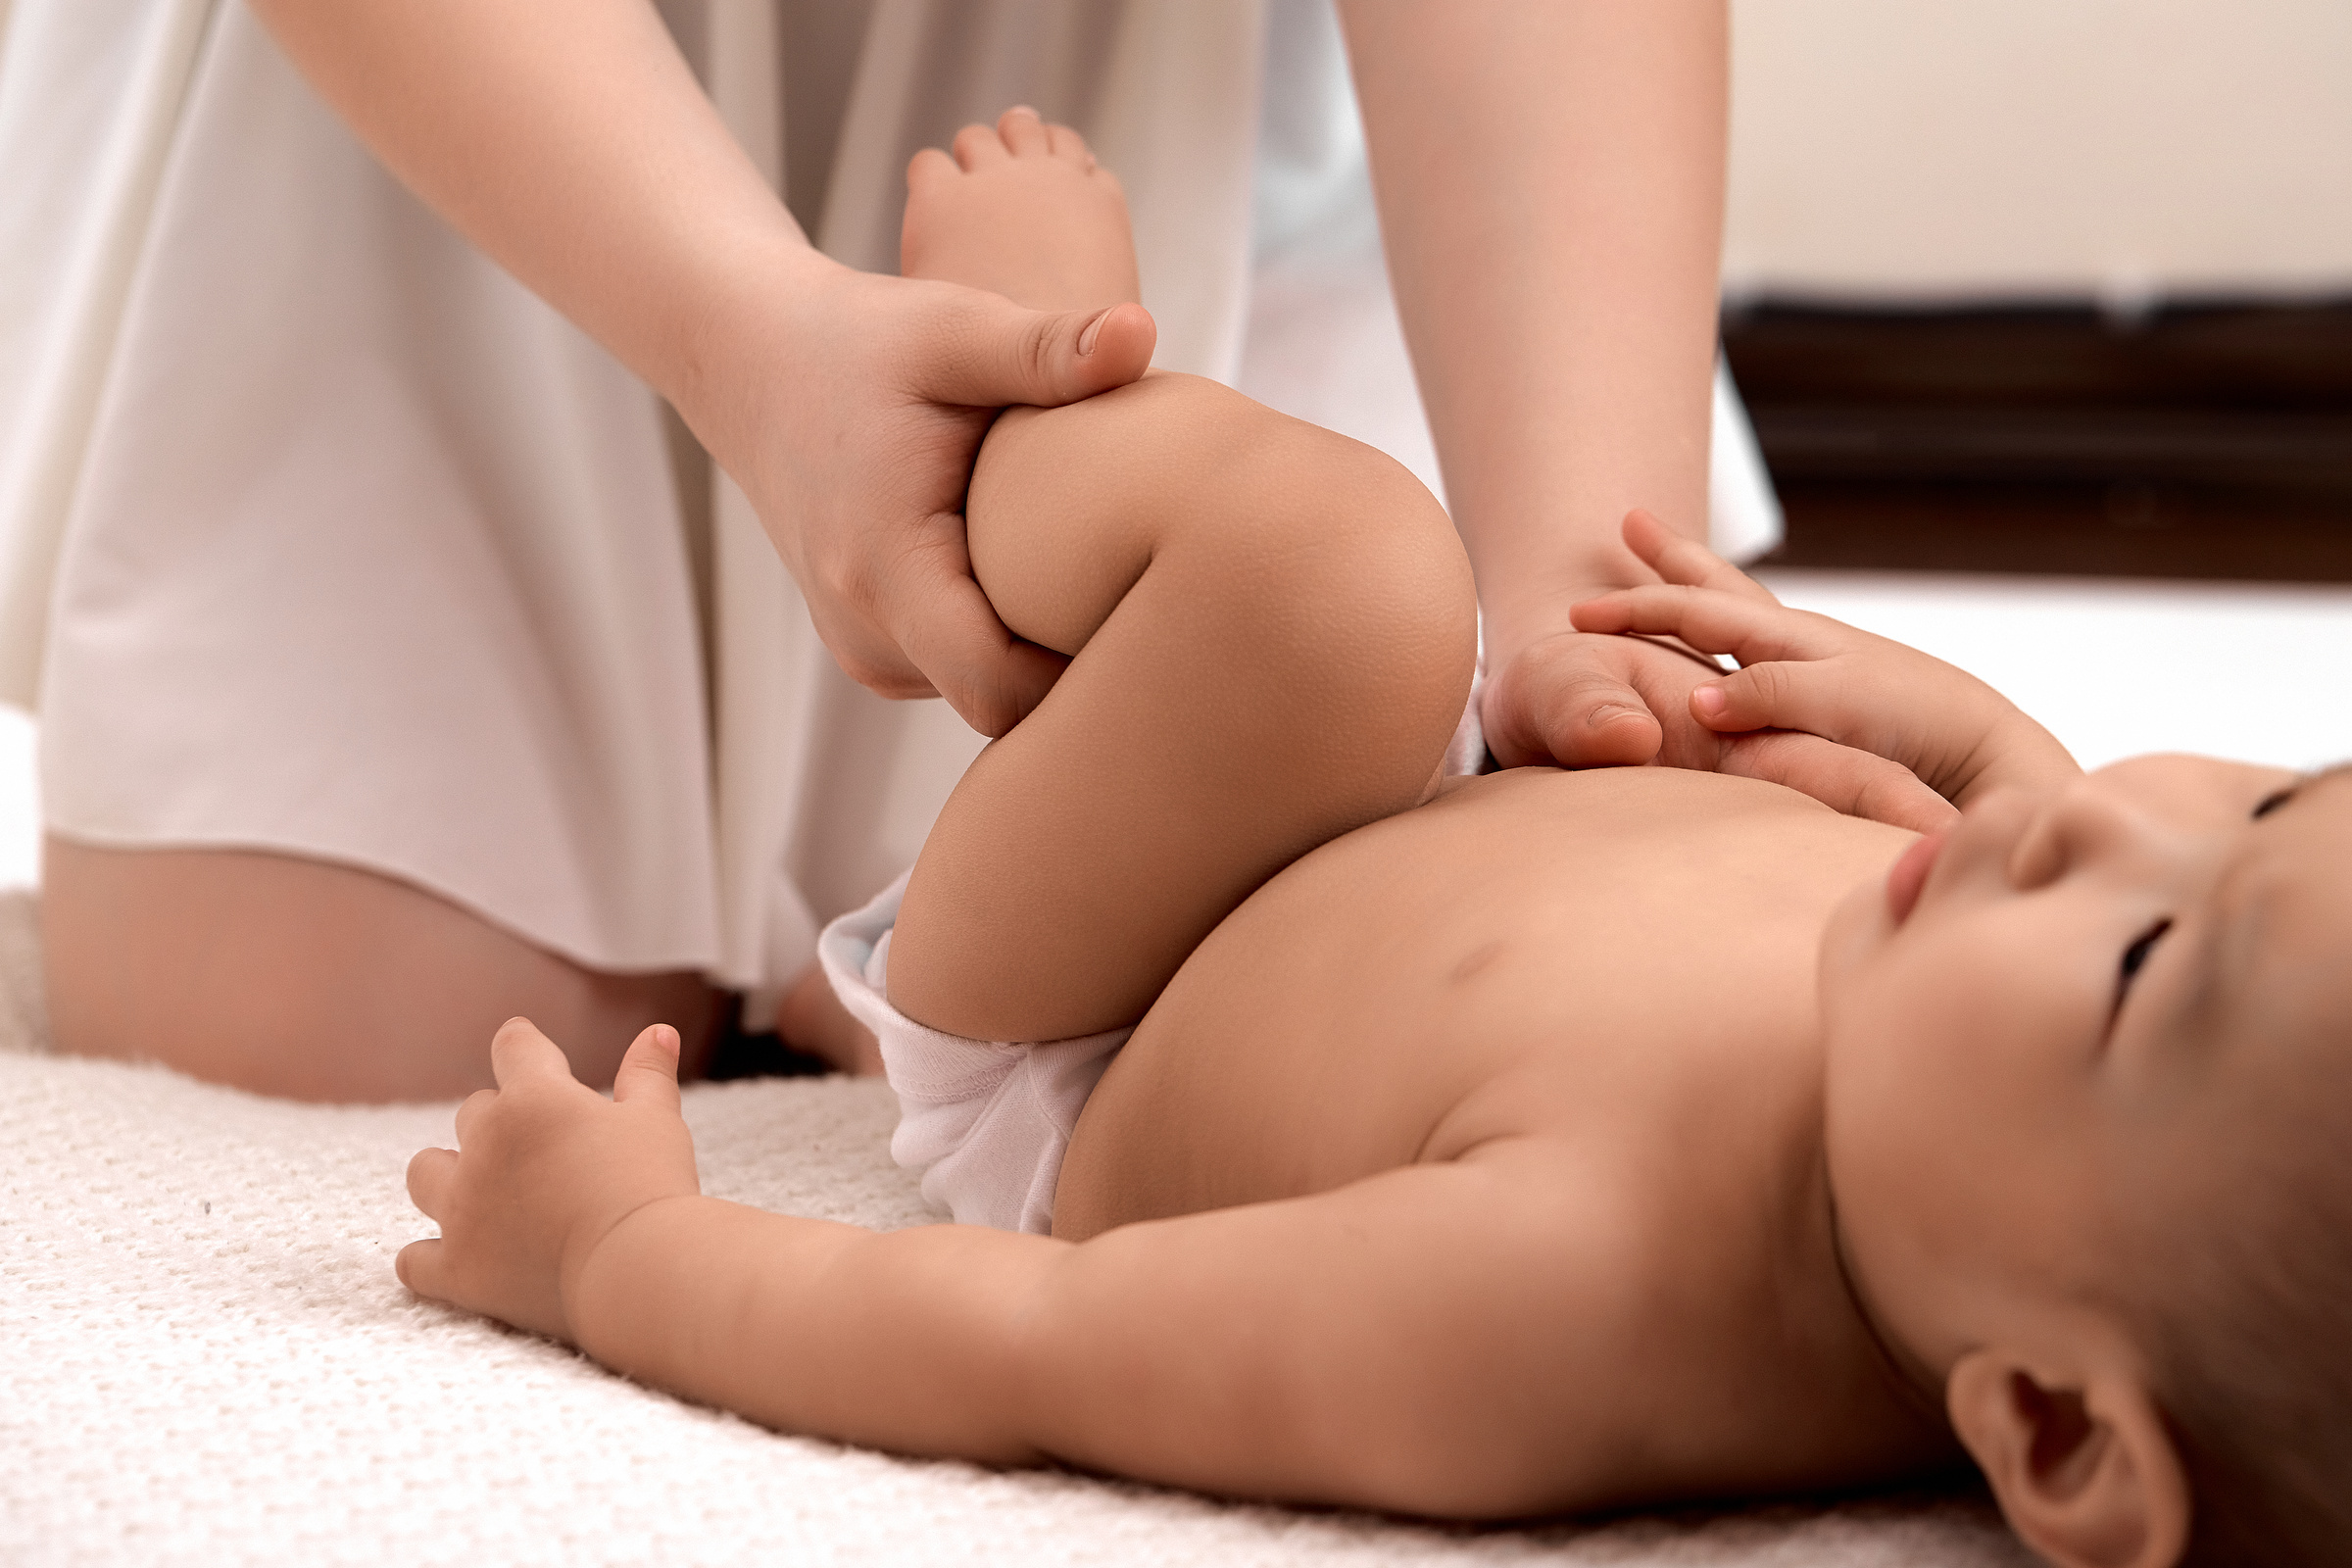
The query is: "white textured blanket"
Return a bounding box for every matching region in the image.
[0,892,2027,1566]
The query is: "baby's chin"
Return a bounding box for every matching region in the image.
[1811,865,1923,1161]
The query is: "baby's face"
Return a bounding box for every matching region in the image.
[1816,755,2352,1373]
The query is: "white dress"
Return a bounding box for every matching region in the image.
[0,0,1777,1021]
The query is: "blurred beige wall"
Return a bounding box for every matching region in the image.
[1724,0,2352,304]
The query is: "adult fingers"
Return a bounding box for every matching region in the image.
[407,1145,459,1221]
[489,1016,570,1089]
[913,290,1155,410]
[887,541,1071,736]
[1719,732,1959,833]
[799,588,940,702]
[1572,583,1811,665]
[612,1024,682,1113]
[1620,509,1779,604]
[1483,648,1663,769]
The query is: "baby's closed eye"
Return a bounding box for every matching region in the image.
[2114,920,2171,1014]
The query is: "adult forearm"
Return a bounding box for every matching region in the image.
[1342,1,1728,654]
[247,0,818,412]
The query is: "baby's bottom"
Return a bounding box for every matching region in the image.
[883,372,1478,1153]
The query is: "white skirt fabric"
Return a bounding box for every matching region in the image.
[0,0,1776,1017]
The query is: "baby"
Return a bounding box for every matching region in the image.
[397,111,2352,1568]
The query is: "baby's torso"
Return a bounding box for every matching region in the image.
[1059,767,1900,1221]
[1056,767,1961,1500]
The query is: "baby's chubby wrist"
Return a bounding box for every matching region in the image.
[560,1192,712,1363]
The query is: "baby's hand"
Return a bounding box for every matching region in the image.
[1571,514,2079,816]
[397,1018,701,1345]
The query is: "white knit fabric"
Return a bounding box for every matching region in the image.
[0,890,2027,1567]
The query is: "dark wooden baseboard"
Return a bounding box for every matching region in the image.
[1723,300,2352,582]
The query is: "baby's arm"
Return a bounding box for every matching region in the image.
[402,1019,1672,1517]
[1571,514,2080,819]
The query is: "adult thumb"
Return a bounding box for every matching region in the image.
[612,1024,682,1112]
[1483,650,1665,769]
[921,293,1156,409]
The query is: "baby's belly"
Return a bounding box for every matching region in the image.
[1052,767,1913,1239]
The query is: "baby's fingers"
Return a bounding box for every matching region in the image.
[453,1086,496,1149]
[1571,584,1805,665]
[407,1145,459,1220]
[394,1237,451,1301]
[1719,732,1959,833]
[490,1016,572,1089]
[1690,657,1917,767]
[612,1024,682,1114]
[1688,659,1851,735]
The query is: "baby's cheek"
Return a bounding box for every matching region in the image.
[1827,965,1984,1157]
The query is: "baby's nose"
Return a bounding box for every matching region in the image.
[2004,776,2160,890]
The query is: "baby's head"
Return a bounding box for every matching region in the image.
[1815,756,2352,1568]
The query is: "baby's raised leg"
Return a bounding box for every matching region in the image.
[887,373,1476,1041]
[886,110,1474,1041]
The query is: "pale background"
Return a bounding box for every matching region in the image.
[1724,0,2352,305]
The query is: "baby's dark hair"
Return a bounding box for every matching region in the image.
[2129,1024,2352,1566]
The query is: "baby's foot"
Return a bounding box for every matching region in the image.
[902,107,1142,315]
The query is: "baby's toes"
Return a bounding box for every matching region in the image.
[952,122,1009,170]
[1045,122,1099,170]
[997,104,1051,156]
[906,146,960,194]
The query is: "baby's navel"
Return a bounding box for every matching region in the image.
[1449,940,1505,985]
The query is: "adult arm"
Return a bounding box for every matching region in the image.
[247,0,1154,734]
[1340,1,1731,769]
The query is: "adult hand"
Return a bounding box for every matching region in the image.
[248,1,1155,738]
[686,262,1156,738]
[1479,619,1718,772]
[1476,510,1750,772]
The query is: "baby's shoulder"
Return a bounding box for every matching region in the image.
[1373,1130,1948,1506]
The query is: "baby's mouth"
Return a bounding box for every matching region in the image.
[1885,828,1949,926]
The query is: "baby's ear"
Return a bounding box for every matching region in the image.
[1947,1348,2192,1568]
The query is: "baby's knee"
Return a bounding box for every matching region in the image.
[975,371,1476,747]
[1180,395,1477,741]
